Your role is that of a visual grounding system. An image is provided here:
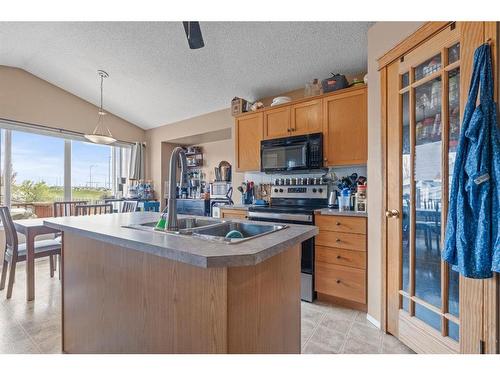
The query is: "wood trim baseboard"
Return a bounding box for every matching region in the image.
[377,22,451,70]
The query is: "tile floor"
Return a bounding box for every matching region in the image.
[0,258,413,354]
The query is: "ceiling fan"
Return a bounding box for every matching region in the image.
[182,21,204,49]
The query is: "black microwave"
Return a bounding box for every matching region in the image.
[260,133,323,173]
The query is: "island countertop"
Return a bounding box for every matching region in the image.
[44,212,317,268]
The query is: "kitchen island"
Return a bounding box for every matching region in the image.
[44,212,317,354]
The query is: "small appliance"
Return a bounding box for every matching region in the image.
[260,133,323,173]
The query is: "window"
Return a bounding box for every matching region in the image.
[0,122,132,211]
[71,140,113,202]
[11,130,65,205]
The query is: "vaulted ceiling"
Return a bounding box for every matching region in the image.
[0,22,372,129]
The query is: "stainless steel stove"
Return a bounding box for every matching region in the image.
[248,184,329,302]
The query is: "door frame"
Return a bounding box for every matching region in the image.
[378,21,499,354]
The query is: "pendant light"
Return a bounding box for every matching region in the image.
[84,70,117,145]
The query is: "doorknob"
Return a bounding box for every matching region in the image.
[385,209,400,218]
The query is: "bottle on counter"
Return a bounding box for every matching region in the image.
[339,188,351,212]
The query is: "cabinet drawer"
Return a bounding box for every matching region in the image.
[315,246,366,269]
[315,262,366,304]
[221,209,248,220]
[315,214,366,234]
[315,231,366,251]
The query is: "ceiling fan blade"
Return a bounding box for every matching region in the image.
[182,21,205,49]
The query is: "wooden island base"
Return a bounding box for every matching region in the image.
[62,233,301,354]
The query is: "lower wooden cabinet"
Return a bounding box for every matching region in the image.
[315,214,367,310]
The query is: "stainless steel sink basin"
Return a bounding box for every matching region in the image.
[123,217,287,244]
[124,217,223,234]
[191,222,287,244]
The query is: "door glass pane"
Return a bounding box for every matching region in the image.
[402,91,410,292]
[414,77,442,308]
[402,72,410,88]
[448,68,460,319]
[415,303,441,332]
[448,320,459,342]
[449,267,460,317]
[415,54,442,81]
[448,42,460,64]
[402,296,409,312]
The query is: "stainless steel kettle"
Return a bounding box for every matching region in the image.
[328,191,337,208]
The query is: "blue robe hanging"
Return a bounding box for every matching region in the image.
[442,43,500,278]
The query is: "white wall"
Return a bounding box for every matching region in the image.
[366,22,424,324]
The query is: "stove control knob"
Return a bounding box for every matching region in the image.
[279,188,284,193]
[318,188,323,193]
[312,188,317,193]
[274,188,279,193]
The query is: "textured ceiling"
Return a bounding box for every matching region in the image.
[0,22,372,129]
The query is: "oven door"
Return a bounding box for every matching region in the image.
[247,213,315,302]
[261,140,308,172]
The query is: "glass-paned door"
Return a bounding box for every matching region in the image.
[386,25,462,353]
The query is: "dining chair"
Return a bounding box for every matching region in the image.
[53,200,88,217]
[52,200,87,276]
[121,200,138,213]
[0,206,61,299]
[75,203,113,216]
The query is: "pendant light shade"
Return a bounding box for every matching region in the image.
[84,70,116,145]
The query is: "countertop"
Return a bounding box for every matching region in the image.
[314,208,368,217]
[44,212,317,268]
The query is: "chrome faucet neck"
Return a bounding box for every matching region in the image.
[166,147,188,231]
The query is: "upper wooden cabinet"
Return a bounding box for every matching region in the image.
[235,112,263,172]
[263,106,291,139]
[291,99,322,136]
[323,87,367,166]
[234,85,367,171]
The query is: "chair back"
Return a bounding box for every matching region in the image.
[53,201,88,217]
[0,206,19,255]
[121,201,138,213]
[75,204,113,216]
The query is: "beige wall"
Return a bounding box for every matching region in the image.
[366,22,424,324]
[0,66,144,143]
[145,109,244,204]
[195,139,234,182]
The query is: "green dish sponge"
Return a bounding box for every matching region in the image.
[225,230,244,239]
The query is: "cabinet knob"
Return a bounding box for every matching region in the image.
[336,279,341,284]
[336,222,341,226]
[336,255,341,259]
[336,238,341,243]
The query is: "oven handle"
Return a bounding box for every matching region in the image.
[248,211,313,223]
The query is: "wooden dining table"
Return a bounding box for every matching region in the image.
[13,218,60,301]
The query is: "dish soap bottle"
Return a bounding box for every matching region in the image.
[155,213,167,231]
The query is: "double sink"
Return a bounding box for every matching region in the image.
[123,217,287,244]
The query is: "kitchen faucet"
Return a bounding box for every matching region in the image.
[166,147,188,231]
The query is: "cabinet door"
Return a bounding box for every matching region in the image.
[323,87,367,166]
[263,106,291,139]
[235,113,263,172]
[291,99,322,135]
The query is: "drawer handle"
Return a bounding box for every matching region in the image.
[336,279,341,284]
